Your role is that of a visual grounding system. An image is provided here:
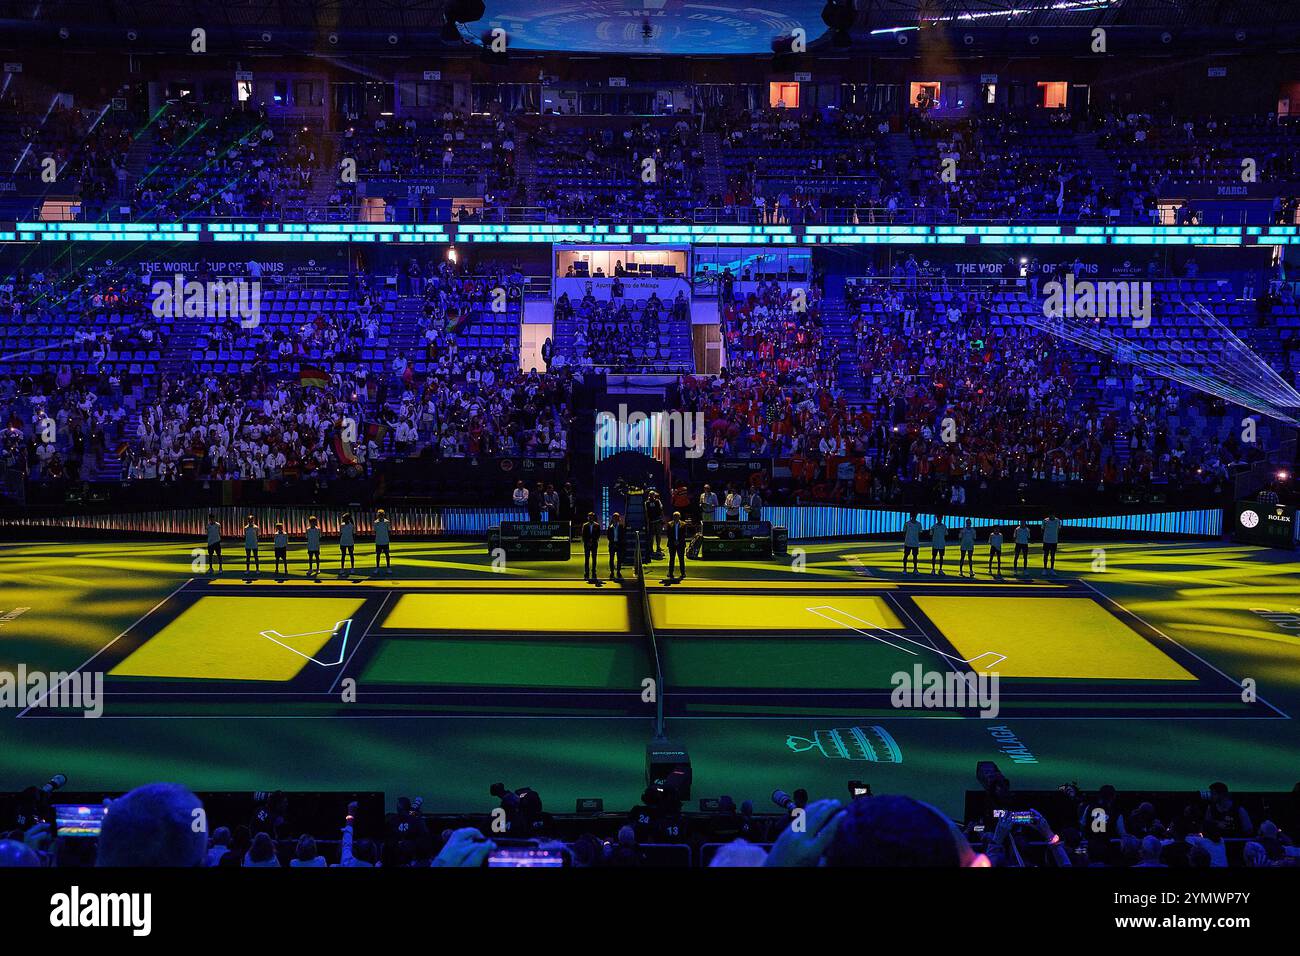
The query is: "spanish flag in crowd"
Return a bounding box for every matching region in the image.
[299,366,330,390]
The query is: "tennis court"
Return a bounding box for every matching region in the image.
[1,538,1295,814]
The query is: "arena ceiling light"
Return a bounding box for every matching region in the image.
[921,0,1121,23]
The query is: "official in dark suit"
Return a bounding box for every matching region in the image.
[607,513,626,579]
[559,481,577,532]
[666,511,689,580]
[581,513,602,582]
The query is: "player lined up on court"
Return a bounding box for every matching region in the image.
[987,527,1004,576]
[1013,520,1031,572]
[244,515,260,573]
[205,513,224,573]
[273,523,289,576]
[930,515,948,574]
[897,515,1061,578]
[902,512,923,573]
[958,518,975,577]
[206,512,394,577]
[306,515,322,574]
[1042,514,1061,572]
[374,509,391,573]
[339,513,356,571]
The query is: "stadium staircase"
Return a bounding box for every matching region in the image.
[701,131,727,199]
[304,132,343,212]
[122,134,155,197]
[885,132,918,204]
[1074,131,1118,194]
[821,298,865,406]
[160,315,207,379]
[387,295,425,371]
[515,140,540,202]
[88,409,140,481]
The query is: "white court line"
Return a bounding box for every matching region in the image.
[807,604,1007,669]
[330,591,393,695]
[1079,578,1291,720]
[258,619,352,667]
[15,578,194,718]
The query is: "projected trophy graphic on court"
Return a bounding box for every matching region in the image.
[786,726,903,764]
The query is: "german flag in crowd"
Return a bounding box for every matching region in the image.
[299,366,330,390]
[333,434,358,467]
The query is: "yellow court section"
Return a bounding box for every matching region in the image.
[380,592,633,632]
[648,593,902,631]
[111,596,365,681]
[913,596,1196,680]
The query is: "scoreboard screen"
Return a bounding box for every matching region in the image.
[1231,501,1298,549]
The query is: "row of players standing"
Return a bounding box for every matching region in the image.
[203,511,392,575]
[901,512,1062,576]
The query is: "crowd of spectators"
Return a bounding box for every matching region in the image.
[424,364,572,459]
[0,372,129,482]
[553,287,688,371]
[839,279,1245,507]
[0,264,170,482]
[345,107,522,222]
[2,99,135,206]
[714,107,903,224]
[5,778,1296,868]
[672,281,845,460]
[907,110,1112,222]
[5,95,1299,226]
[521,118,704,221]
[127,366,366,482]
[1098,111,1300,224]
[135,103,318,220]
[717,280,834,385]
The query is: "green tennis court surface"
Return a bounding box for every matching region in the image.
[1,538,1297,817]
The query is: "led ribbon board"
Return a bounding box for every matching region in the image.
[6,223,1300,246]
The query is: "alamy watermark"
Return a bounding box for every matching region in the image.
[1043,272,1152,328]
[890,665,1000,718]
[595,404,704,459]
[151,273,262,328]
[0,666,103,718]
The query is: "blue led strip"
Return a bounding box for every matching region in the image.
[3,222,1298,246]
[0,505,529,537]
[709,506,1221,540]
[0,503,1226,540]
